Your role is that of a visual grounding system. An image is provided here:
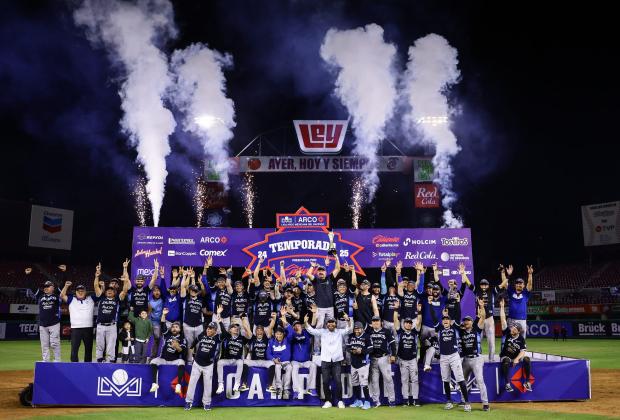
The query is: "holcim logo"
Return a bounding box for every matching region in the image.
[402,237,437,246]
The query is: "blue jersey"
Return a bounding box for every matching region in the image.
[163,294,182,322]
[507,286,530,320]
[435,324,460,356]
[34,289,61,327]
[149,296,163,325]
[291,328,313,362]
[422,295,447,328]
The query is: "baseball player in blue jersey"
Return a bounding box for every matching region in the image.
[500,265,533,338]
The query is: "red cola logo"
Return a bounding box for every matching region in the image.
[415,183,440,208]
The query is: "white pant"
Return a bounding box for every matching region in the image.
[96,324,117,362]
[482,317,496,360]
[186,363,214,405]
[350,364,370,386]
[291,360,317,392]
[273,361,292,390]
[39,323,61,362]
[217,358,243,385]
[399,359,419,399]
[369,356,395,403]
[462,356,488,404]
[150,357,185,366]
[183,323,203,362]
[440,352,464,382]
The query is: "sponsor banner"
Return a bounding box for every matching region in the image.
[414,183,440,208]
[33,359,589,406]
[541,290,556,301]
[9,304,39,315]
[233,156,412,173]
[526,321,573,338]
[293,119,348,154]
[276,211,329,228]
[1,322,39,339]
[527,304,611,316]
[581,201,620,246]
[413,158,434,182]
[527,306,549,315]
[28,205,74,250]
[573,321,620,337]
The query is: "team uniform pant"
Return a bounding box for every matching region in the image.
[242,359,273,385]
[217,358,243,386]
[398,358,419,399]
[70,327,94,362]
[320,361,342,401]
[291,360,317,393]
[462,355,488,404]
[133,339,149,363]
[96,324,117,362]
[369,355,395,403]
[150,323,161,358]
[150,357,185,386]
[507,318,528,338]
[501,355,532,385]
[440,352,465,382]
[186,362,214,406]
[272,361,292,390]
[183,323,203,362]
[482,317,496,360]
[420,325,436,365]
[351,364,370,386]
[39,323,61,362]
[313,307,334,351]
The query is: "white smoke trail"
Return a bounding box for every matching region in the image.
[170,44,236,189]
[403,34,462,228]
[320,24,398,202]
[73,0,177,226]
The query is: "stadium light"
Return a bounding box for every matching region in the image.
[416,115,448,126]
[194,114,224,129]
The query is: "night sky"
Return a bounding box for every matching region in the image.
[1,1,618,278]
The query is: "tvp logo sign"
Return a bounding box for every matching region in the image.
[293,120,348,154]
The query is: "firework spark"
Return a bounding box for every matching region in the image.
[132,176,148,226]
[241,173,256,228]
[194,176,207,227]
[351,177,365,229]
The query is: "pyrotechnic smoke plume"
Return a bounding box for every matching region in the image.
[320,24,398,202]
[170,43,236,189]
[403,34,462,228]
[73,0,177,226]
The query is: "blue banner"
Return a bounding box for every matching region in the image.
[33,359,590,406]
[527,321,573,338]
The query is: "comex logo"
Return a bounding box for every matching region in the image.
[97,369,142,397]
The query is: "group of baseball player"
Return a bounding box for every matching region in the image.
[33,254,534,412]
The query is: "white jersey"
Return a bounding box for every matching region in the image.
[68,295,95,328]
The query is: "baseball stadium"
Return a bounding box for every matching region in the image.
[1,1,619,419]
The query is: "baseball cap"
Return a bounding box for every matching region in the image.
[479,279,489,285]
[188,284,200,292]
[293,320,302,326]
[402,276,410,282]
[509,322,523,332]
[361,279,370,285]
[234,280,243,286]
[217,274,227,281]
[432,284,441,290]
[371,283,380,288]
[326,316,337,323]
[43,281,54,287]
[76,284,86,290]
[337,279,346,285]
[371,315,381,321]
[462,315,473,322]
[403,317,413,323]
[168,284,178,290]
[136,275,145,281]
[258,290,268,298]
[515,278,525,284]
[105,286,115,292]
[275,326,286,334]
[206,322,217,329]
[442,315,451,320]
[108,278,119,284]
[171,321,182,327]
[354,321,364,329]
[425,282,433,288]
[316,265,326,271]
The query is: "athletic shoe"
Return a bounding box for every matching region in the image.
[362,401,371,410]
[267,385,276,393]
[505,384,514,392]
[232,383,240,392]
[524,381,532,392]
[175,384,182,395]
[184,402,192,411]
[216,383,224,394]
[203,404,211,411]
[464,404,471,412]
[423,365,432,372]
[306,389,318,397]
[374,401,381,408]
[444,402,454,410]
[149,383,159,393]
[337,401,345,409]
[322,401,333,409]
[239,383,249,392]
[282,390,290,400]
[388,401,396,407]
[350,399,363,408]
[412,399,421,407]
[483,404,490,411]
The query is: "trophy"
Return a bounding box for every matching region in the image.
[327,229,337,256]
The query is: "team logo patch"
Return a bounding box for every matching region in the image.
[97,369,142,397]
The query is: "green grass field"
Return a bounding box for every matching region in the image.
[1,338,617,419]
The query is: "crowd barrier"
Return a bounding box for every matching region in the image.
[32,358,590,407]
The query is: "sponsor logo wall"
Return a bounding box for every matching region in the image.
[33,360,590,406]
[28,205,74,250]
[581,201,620,246]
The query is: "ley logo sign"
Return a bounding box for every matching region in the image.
[293,120,348,154]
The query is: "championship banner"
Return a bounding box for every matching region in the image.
[33,360,590,406]
[132,207,475,315]
[232,156,412,173]
[581,201,620,246]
